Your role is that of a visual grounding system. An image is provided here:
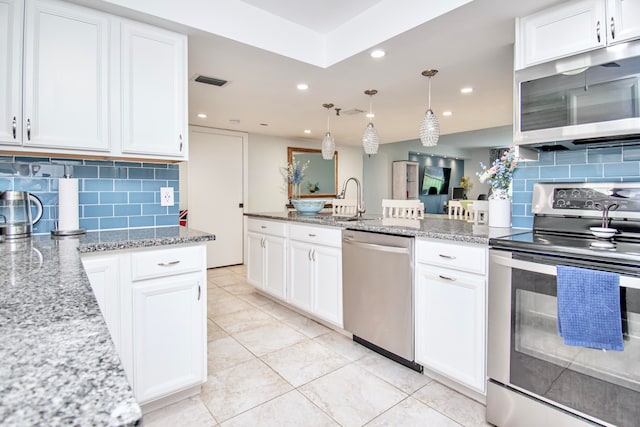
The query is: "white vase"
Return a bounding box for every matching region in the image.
[488,188,511,228]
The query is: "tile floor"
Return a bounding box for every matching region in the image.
[144,265,491,427]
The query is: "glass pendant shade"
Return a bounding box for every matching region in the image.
[322,131,335,160]
[362,122,379,155]
[419,70,440,147]
[419,109,440,147]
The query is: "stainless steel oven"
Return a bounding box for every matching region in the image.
[487,182,640,427]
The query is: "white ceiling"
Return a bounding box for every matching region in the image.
[86,0,566,152]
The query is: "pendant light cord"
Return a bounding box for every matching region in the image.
[428,77,432,110]
[369,95,373,123]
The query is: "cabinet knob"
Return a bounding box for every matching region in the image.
[596,20,601,43]
[610,17,615,39]
[12,116,16,139]
[157,260,180,266]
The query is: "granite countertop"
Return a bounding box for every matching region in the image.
[245,212,524,244]
[0,226,215,426]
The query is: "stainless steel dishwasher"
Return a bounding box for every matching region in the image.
[342,229,421,372]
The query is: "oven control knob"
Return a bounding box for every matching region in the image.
[586,190,594,198]
[585,200,594,208]
[557,199,566,207]
[571,189,581,198]
[558,190,567,198]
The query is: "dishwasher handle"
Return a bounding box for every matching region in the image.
[343,239,411,255]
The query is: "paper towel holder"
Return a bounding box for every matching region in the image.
[51,171,86,237]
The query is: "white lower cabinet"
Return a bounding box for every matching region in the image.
[247,219,287,299]
[287,224,343,327]
[414,238,487,394]
[81,243,207,405]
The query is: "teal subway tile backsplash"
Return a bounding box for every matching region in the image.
[511,145,640,228]
[0,155,179,234]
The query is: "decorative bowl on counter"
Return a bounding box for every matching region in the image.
[292,199,326,215]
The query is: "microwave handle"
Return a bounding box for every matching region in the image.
[490,253,640,290]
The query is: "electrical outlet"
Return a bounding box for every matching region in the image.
[160,187,174,207]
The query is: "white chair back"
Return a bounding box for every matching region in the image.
[448,200,463,219]
[382,199,424,220]
[469,200,489,224]
[332,199,358,216]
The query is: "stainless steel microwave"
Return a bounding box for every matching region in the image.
[514,40,640,145]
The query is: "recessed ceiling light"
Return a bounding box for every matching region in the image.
[304,129,311,134]
[260,123,268,126]
[442,111,453,116]
[297,83,309,90]
[370,49,386,58]
[229,119,240,124]
[197,113,207,118]
[461,87,473,94]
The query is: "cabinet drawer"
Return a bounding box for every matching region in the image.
[416,238,486,275]
[289,223,341,247]
[247,218,287,237]
[130,245,205,281]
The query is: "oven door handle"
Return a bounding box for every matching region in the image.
[491,254,640,290]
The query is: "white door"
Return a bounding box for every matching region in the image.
[608,0,640,44]
[188,127,246,268]
[23,0,110,151]
[313,244,343,327]
[0,0,22,145]
[288,240,313,312]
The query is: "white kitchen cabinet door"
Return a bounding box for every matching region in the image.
[131,272,205,403]
[516,0,606,69]
[263,234,287,299]
[81,254,121,352]
[23,0,110,151]
[607,0,640,44]
[120,20,187,159]
[415,263,486,393]
[247,232,265,288]
[312,244,342,327]
[288,240,314,313]
[0,0,22,145]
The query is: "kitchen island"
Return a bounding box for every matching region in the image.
[245,211,523,243]
[0,226,214,426]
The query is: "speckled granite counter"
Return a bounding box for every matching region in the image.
[0,226,214,426]
[245,212,525,244]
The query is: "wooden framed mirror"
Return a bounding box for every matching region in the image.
[287,147,338,199]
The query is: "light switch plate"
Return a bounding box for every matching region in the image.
[160,187,174,207]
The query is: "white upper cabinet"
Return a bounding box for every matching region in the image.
[0,0,23,145]
[516,0,640,70]
[23,0,110,151]
[120,20,187,159]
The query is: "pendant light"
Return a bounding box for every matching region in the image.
[321,103,335,160]
[419,69,440,147]
[362,89,379,156]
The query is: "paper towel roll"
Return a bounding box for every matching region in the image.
[58,178,79,231]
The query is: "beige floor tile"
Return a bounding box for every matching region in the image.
[208,295,254,319]
[357,352,432,394]
[213,307,276,335]
[233,322,307,356]
[227,264,247,275]
[210,273,244,287]
[261,340,350,387]
[207,336,256,374]
[208,286,234,301]
[220,282,256,296]
[283,314,331,338]
[201,358,293,423]
[259,301,301,321]
[238,291,272,307]
[299,364,407,427]
[207,267,234,278]
[413,382,490,427]
[220,390,338,427]
[143,396,216,427]
[367,397,461,426]
[207,319,228,342]
[313,331,373,361]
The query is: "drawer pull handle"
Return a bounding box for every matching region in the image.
[197,285,201,301]
[158,260,180,266]
[26,118,31,141]
[596,20,601,43]
[308,233,316,237]
[12,116,16,139]
[438,254,455,259]
[261,225,267,229]
[438,274,456,281]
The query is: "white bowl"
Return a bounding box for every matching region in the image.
[590,227,617,239]
[291,199,326,215]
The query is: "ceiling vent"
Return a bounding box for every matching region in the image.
[341,108,365,116]
[194,74,229,87]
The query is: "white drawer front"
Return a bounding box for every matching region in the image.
[289,223,341,247]
[247,218,287,237]
[416,238,486,275]
[130,245,205,281]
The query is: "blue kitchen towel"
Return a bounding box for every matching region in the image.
[556,265,623,351]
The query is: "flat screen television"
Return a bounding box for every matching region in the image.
[421,166,451,195]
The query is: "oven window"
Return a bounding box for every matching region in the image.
[510,265,640,427]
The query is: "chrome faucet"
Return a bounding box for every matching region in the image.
[338,177,366,218]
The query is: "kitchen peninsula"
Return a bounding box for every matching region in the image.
[0,227,214,426]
